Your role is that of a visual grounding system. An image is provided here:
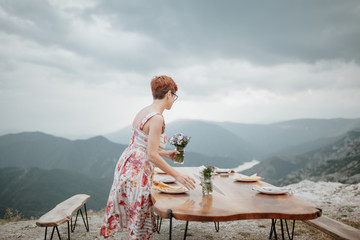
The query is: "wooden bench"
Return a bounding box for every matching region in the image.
[36,194,91,240]
[303,215,360,240]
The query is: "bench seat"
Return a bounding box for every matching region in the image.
[36,194,91,239]
[303,215,360,240]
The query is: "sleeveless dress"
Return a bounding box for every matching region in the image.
[100,112,167,240]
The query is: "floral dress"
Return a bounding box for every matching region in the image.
[100,112,167,240]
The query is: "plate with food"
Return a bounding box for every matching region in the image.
[153,175,176,183]
[252,186,292,195]
[152,181,188,194]
[233,173,263,182]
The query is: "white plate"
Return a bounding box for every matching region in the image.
[234,177,262,182]
[252,186,292,195]
[153,175,176,183]
[159,187,189,194]
[216,168,231,173]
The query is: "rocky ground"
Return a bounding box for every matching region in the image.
[0,180,359,240]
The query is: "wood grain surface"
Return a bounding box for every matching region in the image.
[152,167,321,222]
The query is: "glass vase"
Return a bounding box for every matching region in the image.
[174,146,185,164]
[201,177,213,195]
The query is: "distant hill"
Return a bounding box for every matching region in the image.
[0,167,112,219]
[0,132,243,174]
[241,130,360,184]
[165,120,256,161]
[106,120,257,162]
[216,118,360,159]
[0,132,126,178]
[107,118,360,161]
[105,125,132,145]
[277,135,360,186]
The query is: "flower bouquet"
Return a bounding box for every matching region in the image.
[169,133,191,164]
[200,165,215,195]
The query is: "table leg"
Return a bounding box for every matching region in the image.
[285,220,295,240]
[269,219,278,240]
[269,219,296,240]
[167,210,173,240]
[183,221,189,240]
[281,220,285,239]
[156,215,163,233]
[214,222,220,232]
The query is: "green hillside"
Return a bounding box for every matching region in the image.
[0,132,126,178]
[241,130,360,184]
[277,155,360,186]
[0,167,112,219]
[0,132,244,172]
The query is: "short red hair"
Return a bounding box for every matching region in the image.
[151,75,178,99]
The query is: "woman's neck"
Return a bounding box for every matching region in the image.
[151,99,166,114]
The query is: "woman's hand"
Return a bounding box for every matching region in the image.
[175,174,196,190]
[160,150,179,161]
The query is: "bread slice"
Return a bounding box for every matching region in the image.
[152,181,186,192]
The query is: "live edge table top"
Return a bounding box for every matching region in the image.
[151,167,321,222]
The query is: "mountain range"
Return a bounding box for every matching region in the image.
[0,167,111,219]
[241,130,360,185]
[0,132,125,178]
[1,118,360,218]
[107,118,360,160]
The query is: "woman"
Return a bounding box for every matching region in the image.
[100,75,196,240]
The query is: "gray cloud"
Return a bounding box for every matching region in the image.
[0,0,359,136]
[2,0,360,73]
[91,0,360,65]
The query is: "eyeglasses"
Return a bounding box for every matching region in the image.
[171,92,178,101]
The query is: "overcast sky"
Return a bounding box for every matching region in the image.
[1,0,360,138]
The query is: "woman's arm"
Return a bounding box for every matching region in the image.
[147,115,195,190]
[159,149,179,161]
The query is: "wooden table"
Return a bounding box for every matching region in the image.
[151,167,322,239]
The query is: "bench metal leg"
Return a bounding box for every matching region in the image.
[43,226,64,240]
[44,227,48,240]
[67,221,70,240]
[83,203,89,232]
[50,226,56,240]
[46,226,61,240]
[71,210,78,232]
[71,203,90,232]
[55,226,61,240]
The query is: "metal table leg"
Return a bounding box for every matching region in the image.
[156,215,163,233]
[269,219,296,240]
[214,222,220,232]
[167,210,173,240]
[183,221,189,240]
